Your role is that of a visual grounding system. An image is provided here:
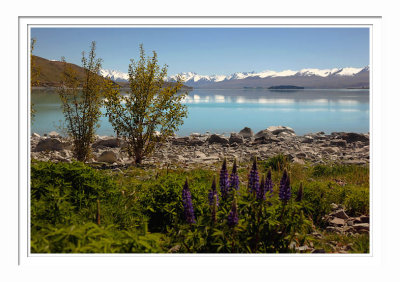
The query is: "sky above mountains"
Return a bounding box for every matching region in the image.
[31,27,369,75]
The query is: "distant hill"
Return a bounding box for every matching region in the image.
[31,56,94,87]
[32,56,192,91]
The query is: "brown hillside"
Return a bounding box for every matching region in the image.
[31,55,102,87]
[31,55,193,91]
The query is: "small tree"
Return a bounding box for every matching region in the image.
[104,45,188,164]
[30,38,40,121]
[58,41,103,162]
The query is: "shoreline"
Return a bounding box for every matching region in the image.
[31,126,370,168]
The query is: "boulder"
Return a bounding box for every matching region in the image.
[337,132,369,143]
[330,209,349,220]
[208,134,229,145]
[254,129,274,139]
[229,133,244,145]
[330,217,345,226]
[92,137,120,148]
[330,139,347,147]
[48,131,60,138]
[97,151,118,163]
[238,127,254,139]
[172,137,189,145]
[266,125,295,135]
[188,138,205,146]
[353,223,369,232]
[31,132,41,138]
[34,138,66,152]
[301,136,314,143]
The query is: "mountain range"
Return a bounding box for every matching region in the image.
[101,66,370,89]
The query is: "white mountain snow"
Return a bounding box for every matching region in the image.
[100,66,369,87]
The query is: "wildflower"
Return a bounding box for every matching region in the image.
[257,174,266,200]
[220,158,230,198]
[229,158,240,191]
[265,168,274,196]
[208,176,219,207]
[227,197,239,227]
[279,169,292,202]
[182,178,196,224]
[211,194,218,223]
[295,182,303,202]
[248,157,259,194]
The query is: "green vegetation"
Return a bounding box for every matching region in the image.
[58,42,109,162]
[31,158,369,253]
[104,45,188,164]
[30,38,40,121]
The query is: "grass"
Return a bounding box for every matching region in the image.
[30,157,369,253]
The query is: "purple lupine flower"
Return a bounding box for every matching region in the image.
[227,197,239,227]
[248,157,259,194]
[229,159,240,191]
[265,168,274,196]
[208,176,219,207]
[182,178,196,224]
[295,182,303,202]
[220,158,230,199]
[279,169,292,202]
[256,174,266,200]
[211,194,218,223]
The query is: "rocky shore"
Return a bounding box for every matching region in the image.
[30,125,369,168]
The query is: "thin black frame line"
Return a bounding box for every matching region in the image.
[23,21,374,259]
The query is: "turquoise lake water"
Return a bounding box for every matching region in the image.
[31,88,369,136]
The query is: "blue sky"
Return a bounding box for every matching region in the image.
[31,27,369,75]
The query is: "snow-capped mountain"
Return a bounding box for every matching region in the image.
[100,66,369,89]
[99,69,129,82]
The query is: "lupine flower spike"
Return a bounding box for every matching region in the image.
[227,196,239,227]
[265,168,274,196]
[182,178,196,224]
[229,158,240,191]
[208,176,219,207]
[211,194,218,223]
[220,158,230,199]
[248,157,259,194]
[257,174,266,200]
[279,169,292,203]
[296,182,303,202]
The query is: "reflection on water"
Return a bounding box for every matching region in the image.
[31,88,369,136]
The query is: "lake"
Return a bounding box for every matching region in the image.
[31,88,369,136]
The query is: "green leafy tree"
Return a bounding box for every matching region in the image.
[58,41,104,162]
[30,38,40,121]
[104,44,188,164]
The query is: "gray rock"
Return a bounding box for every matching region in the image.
[238,127,254,139]
[35,138,66,152]
[48,131,60,138]
[93,137,120,148]
[330,209,349,220]
[229,133,244,145]
[31,132,41,138]
[301,136,314,143]
[254,129,274,139]
[292,157,305,165]
[97,151,118,163]
[311,249,326,253]
[188,138,205,146]
[172,137,189,145]
[330,217,345,226]
[266,125,295,135]
[353,223,369,232]
[330,139,347,147]
[208,134,229,145]
[338,132,369,143]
